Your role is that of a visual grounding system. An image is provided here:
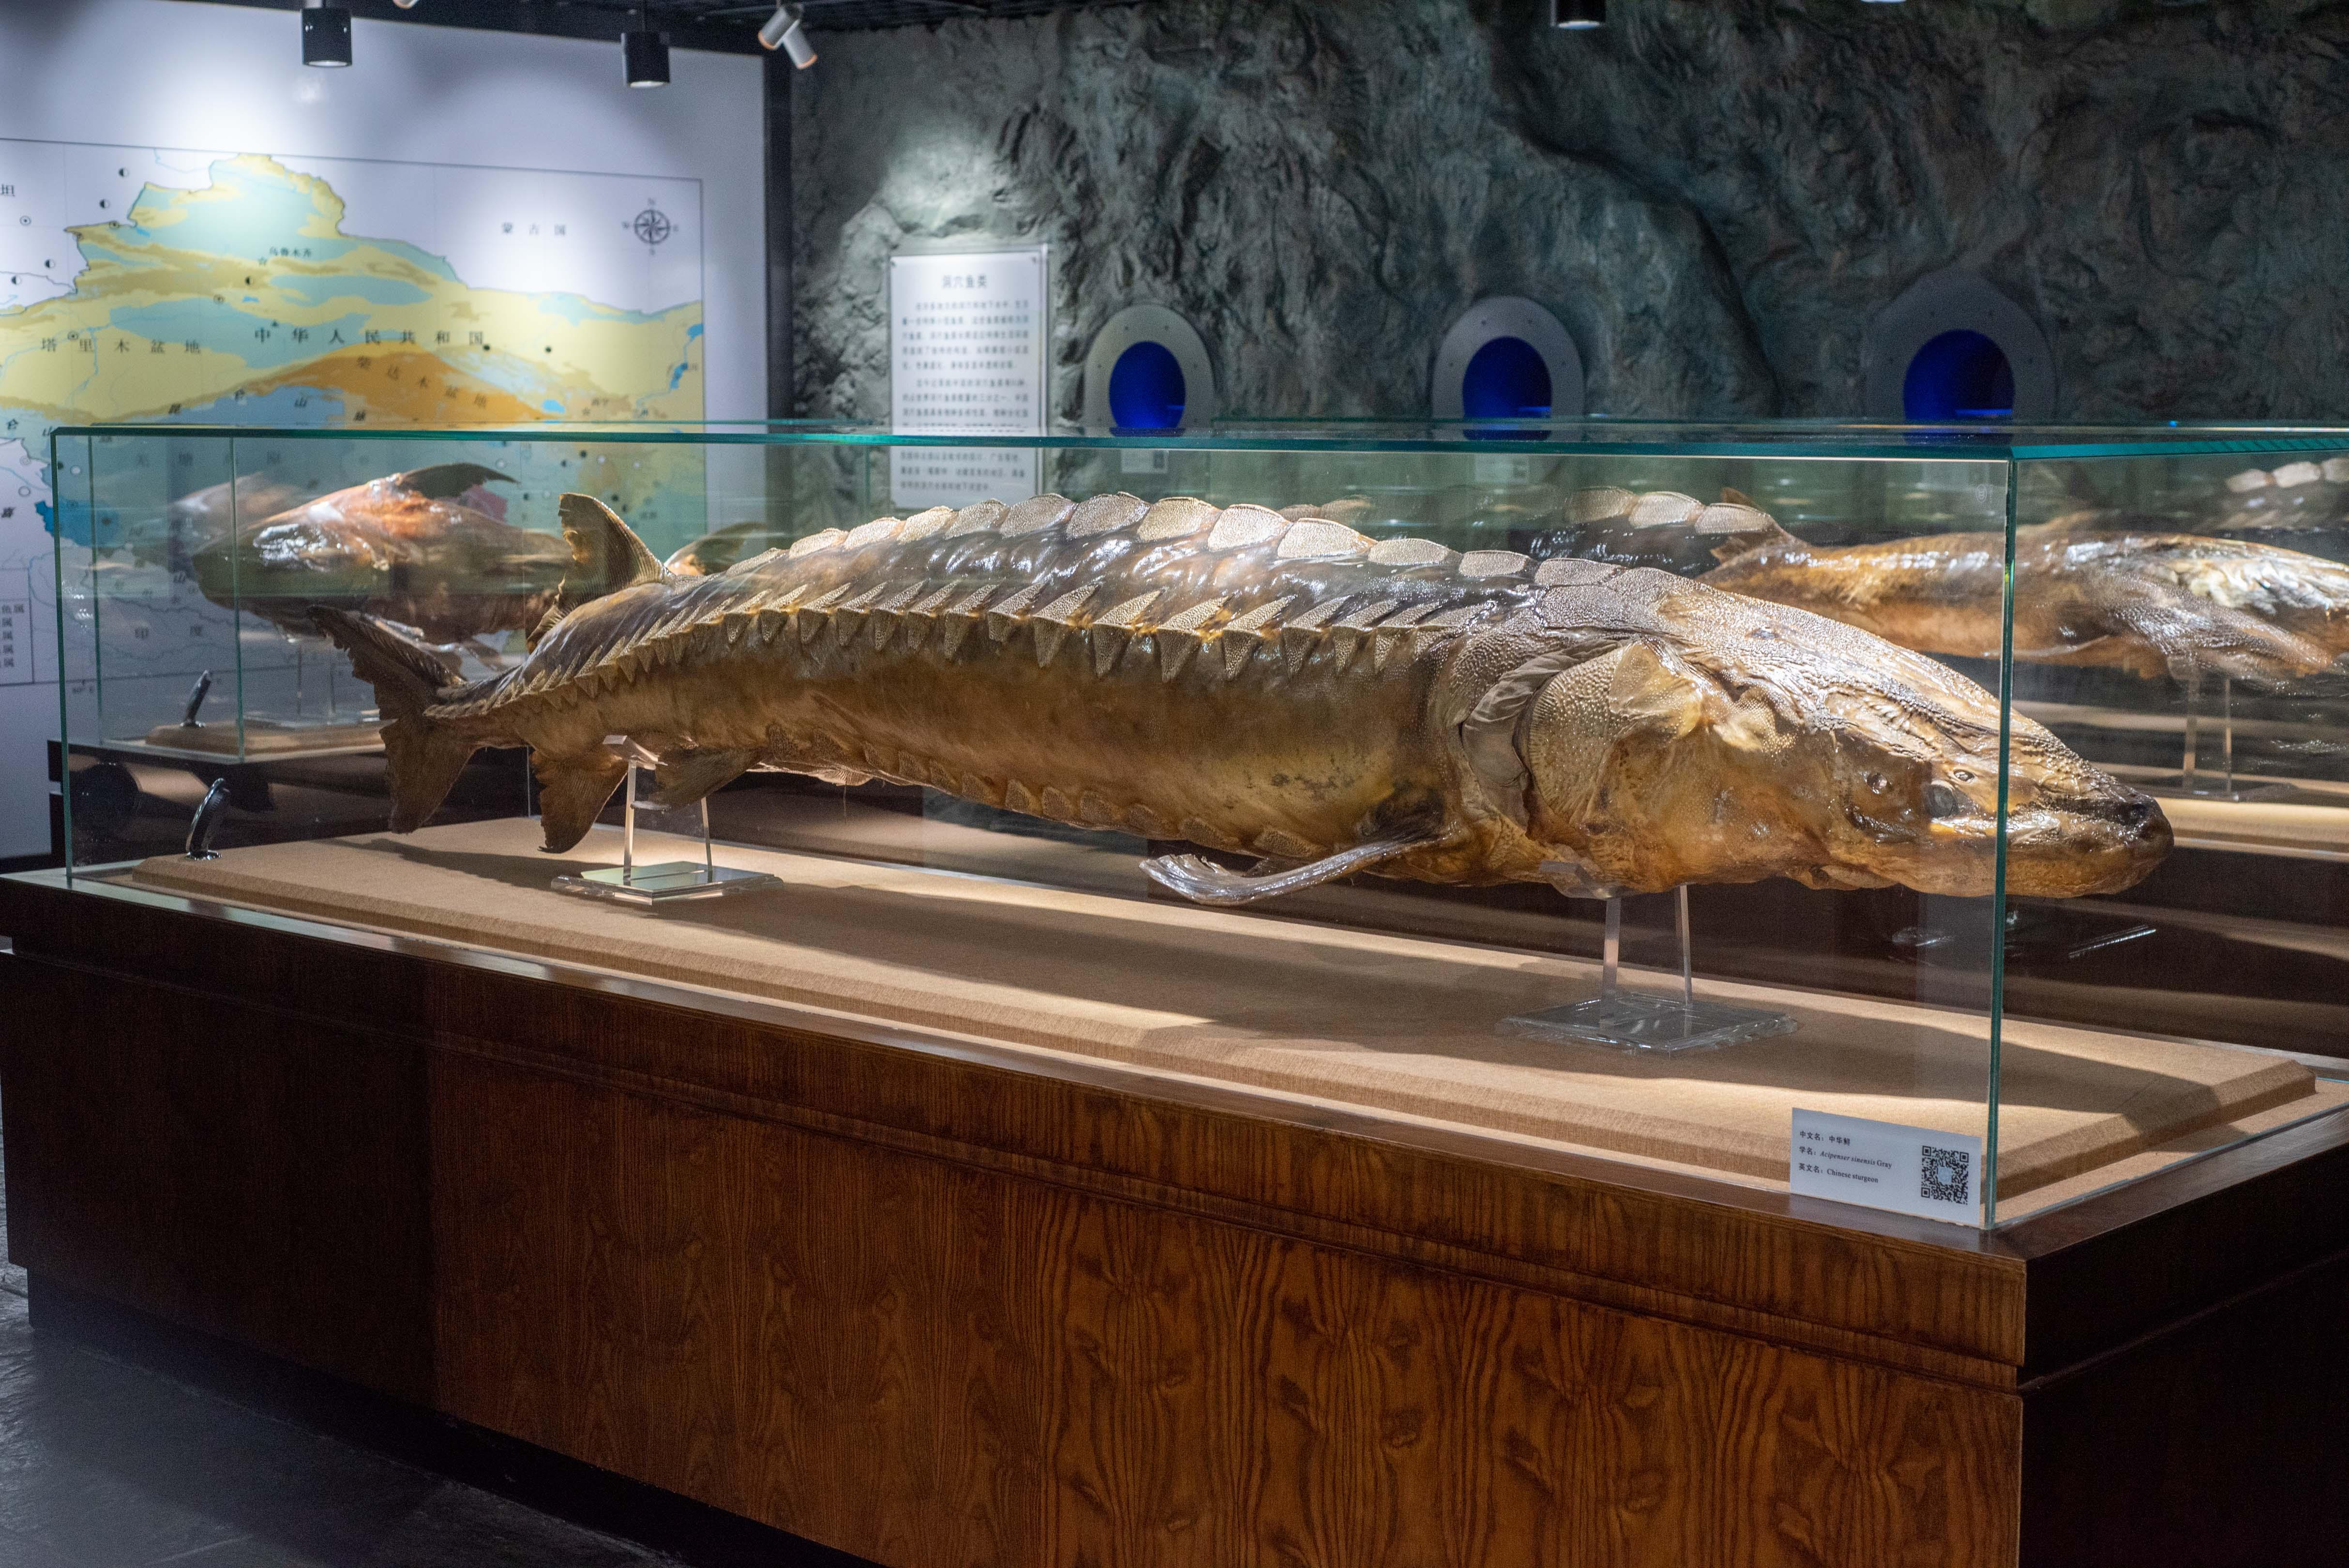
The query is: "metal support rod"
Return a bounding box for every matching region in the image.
[621,762,637,878]
[1601,896,1621,1001]
[2182,671,2201,793]
[701,797,715,876]
[2221,676,2234,796]
[1677,885,1694,1008]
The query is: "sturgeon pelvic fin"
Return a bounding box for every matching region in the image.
[646,748,757,809]
[309,608,480,833]
[1141,834,1440,906]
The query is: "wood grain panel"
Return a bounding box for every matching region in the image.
[430,1052,2021,1568]
[0,953,430,1402]
[0,874,2028,1374]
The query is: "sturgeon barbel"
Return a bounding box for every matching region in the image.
[315,491,2170,904]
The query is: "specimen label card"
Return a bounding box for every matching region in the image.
[888,246,1047,508]
[1789,1109,1985,1224]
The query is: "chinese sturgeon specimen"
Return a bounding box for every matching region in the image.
[314,491,2171,905]
[1526,486,2349,689]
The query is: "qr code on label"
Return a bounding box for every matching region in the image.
[1921,1146,1973,1205]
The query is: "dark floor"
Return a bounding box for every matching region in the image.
[0,1123,682,1568]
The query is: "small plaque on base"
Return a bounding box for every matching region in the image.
[551,860,780,905]
[1502,990,1795,1055]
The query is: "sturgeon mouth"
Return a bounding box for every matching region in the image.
[2003,784,2172,899]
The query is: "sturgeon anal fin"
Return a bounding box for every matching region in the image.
[393,462,515,500]
[646,748,757,809]
[535,748,632,855]
[1142,834,1439,907]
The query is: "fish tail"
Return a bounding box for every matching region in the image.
[309,607,482,833]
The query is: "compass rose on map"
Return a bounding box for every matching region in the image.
[630,203,674,250]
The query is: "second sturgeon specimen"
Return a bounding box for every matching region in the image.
[1522,482,2349,688]
[316,492,2171,904]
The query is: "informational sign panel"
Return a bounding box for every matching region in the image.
[888,247,1047,510]
[1789,1108,1984,1224]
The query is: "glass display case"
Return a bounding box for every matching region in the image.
[45,418,2349,1229]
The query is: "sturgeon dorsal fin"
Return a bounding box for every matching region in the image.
[1141,833,1441,906]
[542,494,667,637]
[393,462,515,500]
[1706,488,1802,563]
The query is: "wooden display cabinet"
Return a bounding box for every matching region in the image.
[3,865,2346,1568]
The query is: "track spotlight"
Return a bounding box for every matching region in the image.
[622,5,670,88]
[759,4,817,70]
[393,0,421,9]
[1551,0,1605,27]
[301,0,352,67]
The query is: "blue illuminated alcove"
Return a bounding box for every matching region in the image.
[1460,335,1554,420]
[1107,341,1187,431]
[1903,330,2016,420]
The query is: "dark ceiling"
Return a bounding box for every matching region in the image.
[666,0,1151,28]
[194,1,1152,49]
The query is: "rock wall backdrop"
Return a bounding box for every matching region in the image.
[790,0,2349,422]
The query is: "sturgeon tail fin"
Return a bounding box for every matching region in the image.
[310,607,482,834]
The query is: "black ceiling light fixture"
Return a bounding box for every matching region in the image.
[760,4,818,69]
[623,4,671,88]
[301,0,352,67]
[1551,0,1606,28]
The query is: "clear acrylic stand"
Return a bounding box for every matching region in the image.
[1502,888,1795,1055]
[2171,673,2289,802]
[551,756,780,905]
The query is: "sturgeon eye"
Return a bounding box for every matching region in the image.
[1925,782,1973,820]
[1864,771,1889,793]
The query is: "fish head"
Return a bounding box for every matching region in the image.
[190,492,387,604]
[1509,581,2170,898]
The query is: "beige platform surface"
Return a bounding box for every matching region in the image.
[135,818,2345,1210]
[136,720,383,757]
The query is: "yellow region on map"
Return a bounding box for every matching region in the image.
[0,155,701,427]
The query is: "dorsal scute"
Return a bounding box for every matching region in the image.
[1069,492,1147,537]
[1276,519,1372,561]
[1205,504,1287,551]
[945,499,1009,538]
[1368,537,1452,569]
[1137,497,1219,542]
[1457,549,1529,581]
[1000,494,1076,538]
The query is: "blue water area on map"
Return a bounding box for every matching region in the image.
[111,159,460,282]
[687,324,703,339]
[105,302,373,372]
[668,361,687,391]
[542,400,564,414]
[161,385,346,426]
[270,274,434,308]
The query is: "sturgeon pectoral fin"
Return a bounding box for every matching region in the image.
[646,748,757,808]
[1142,834,1439,906]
